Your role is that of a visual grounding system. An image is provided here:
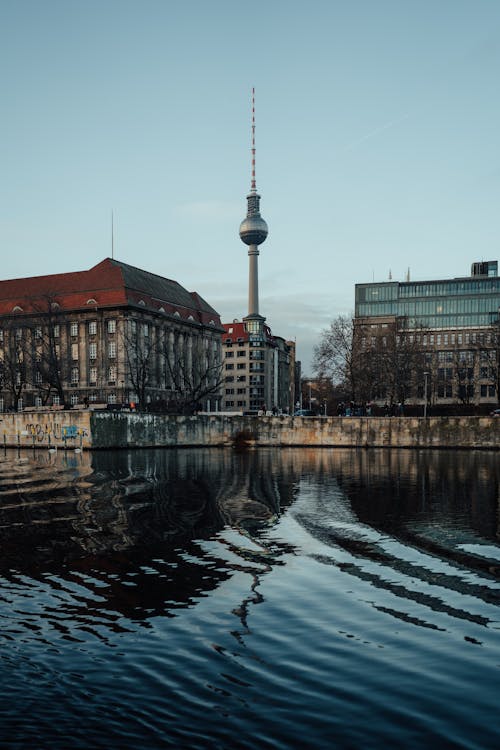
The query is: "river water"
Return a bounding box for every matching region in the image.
[0,446,499,749]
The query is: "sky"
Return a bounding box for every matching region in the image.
[2,1,500,374]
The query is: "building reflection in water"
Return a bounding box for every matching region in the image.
[0,446,498,634]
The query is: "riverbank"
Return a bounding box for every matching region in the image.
[0,411,499,450]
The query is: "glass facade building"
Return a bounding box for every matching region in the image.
[353,262,500,407]
[355,262,500,330]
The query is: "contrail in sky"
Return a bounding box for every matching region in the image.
[342,113,410,152]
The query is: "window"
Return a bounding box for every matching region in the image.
[225,376,234,382]
[89,367,97,385]
[237,363,245,370]
[89,321,97,335]
[226,400,234,407]
[237,400,246,407]
[35,396,42,407]
[131,320,137,334]
[71,343,79,361]
[226,351,234,358]
[70,394,79,406]
[71,367,79,384]
[70,322,78,337]
[16,328,22,340]
[107,392,117,404]
[237,388,246,394]
[53,395,60,406]
[143,323,149,337]
[0,330,3,343]
[34,327,42,340]
[225,363,234,370]
[35,370,42,384]
[225,388,234,395]
[107,319,116,334]
[108,341,116,359]
[237,350,245,357]
[89,343,97,360]
[108,366,117,384]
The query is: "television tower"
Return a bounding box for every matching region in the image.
[240,88,268,336]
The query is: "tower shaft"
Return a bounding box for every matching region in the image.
[239,88,268,333]
[248,246,260,317]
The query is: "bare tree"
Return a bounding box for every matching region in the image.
[0,321,30,410]
[122,321,222,413]
[29,295,69,408]
[166,353,223,414]
[122,320,158,409]
[372,322,428,406]
[313,315,369,402]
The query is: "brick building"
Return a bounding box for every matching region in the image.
[0,258,223,412]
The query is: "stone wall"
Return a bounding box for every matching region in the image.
[1,412,498,450]
[0,410,91,450]
[89,413,500,450]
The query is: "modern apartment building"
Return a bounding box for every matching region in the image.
[354,261,500,406]
[0,258,223,412]
[221,321,295,413]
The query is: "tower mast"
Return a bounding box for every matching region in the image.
[239,87,268,335]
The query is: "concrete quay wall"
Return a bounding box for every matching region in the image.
[89,413,500,450]
[0,412,498,450]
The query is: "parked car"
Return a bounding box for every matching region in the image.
[490,409,500,417]
[294,409,316,417]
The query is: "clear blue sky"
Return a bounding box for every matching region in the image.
[2,1,500,373]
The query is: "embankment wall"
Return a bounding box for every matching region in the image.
[1,411,497,450]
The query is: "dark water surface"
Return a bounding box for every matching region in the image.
[0,447,499,749]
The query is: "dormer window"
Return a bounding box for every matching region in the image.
[12,305,23,312]
[138,300,146,306]
[159,306,165,313]
[174,311,180,317]
[187,315,195,321]
[87,298,97,305]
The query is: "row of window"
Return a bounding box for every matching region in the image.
[0,319,116,342]
[1,391,124,411]
[356,279,500,304]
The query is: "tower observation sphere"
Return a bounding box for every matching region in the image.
[239,192,268,246]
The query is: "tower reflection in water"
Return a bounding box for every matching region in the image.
[0,447,498,633]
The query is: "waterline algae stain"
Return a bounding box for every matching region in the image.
[0,447,499,748]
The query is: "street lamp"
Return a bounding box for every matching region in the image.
[424,371,430,418]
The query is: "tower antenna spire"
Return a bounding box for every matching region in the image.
[251,86,256,192]
[111,210,114,259]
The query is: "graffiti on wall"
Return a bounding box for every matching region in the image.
[22,420,89,443]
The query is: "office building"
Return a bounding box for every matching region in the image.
[354,261,500,406]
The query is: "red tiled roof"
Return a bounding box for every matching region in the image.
[222,320,275,344]
[0,258,222,327]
